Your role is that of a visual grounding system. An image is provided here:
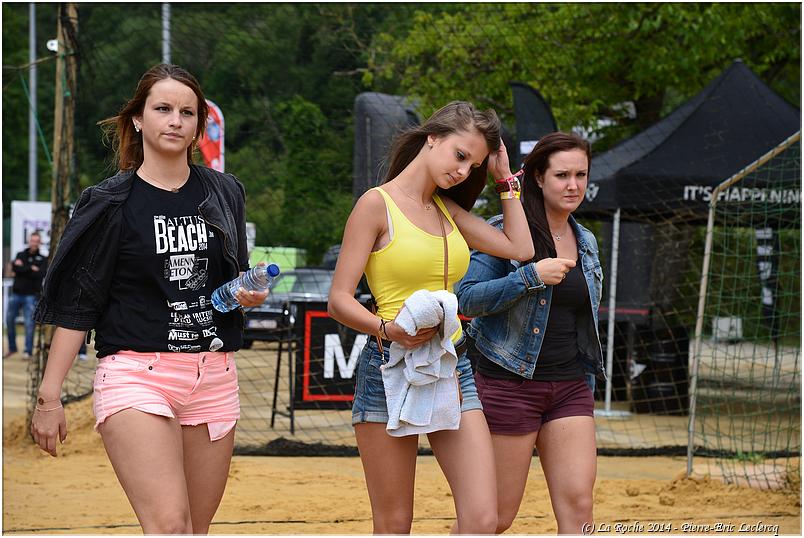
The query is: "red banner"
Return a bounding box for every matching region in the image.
[198,99,224,172]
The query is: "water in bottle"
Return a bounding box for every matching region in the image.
[211,263,280,312]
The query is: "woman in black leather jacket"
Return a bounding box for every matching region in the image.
[31,64,265,534]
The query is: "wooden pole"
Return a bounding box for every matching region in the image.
[32,3,78,428]
[49,3,78,257]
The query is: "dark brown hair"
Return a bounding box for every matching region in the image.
[98,64,208,171]
[383,101,501,211]
[521,132,592,261]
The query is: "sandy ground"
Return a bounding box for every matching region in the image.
[2,349,801,535]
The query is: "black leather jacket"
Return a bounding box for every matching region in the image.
[35,164,249,331]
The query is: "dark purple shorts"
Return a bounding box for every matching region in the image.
[475,373,594,435]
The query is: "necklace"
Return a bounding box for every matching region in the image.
[396,184,433,211]
[551,224,569,241]
[138,166,189,193]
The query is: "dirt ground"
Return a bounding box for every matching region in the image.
[2,335,800,536]
[1,393,799,536]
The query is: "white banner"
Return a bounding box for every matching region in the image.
[10,201,51,257]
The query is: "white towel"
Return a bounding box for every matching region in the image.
[381,289,462,436]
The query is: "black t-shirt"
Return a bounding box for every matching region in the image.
[94,171,242,357]
[477,260,588,381]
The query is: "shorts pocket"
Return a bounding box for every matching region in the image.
[98,354,151,374]
[478,374,526,390]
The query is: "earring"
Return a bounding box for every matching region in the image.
[428,143,433,149]
[134,125,141,133]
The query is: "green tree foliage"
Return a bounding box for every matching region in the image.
[4,3,415,263]
[367,3,800,150]
[3,3,800,264]
[2,4,56,216]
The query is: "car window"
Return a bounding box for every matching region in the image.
[271,271,332,295]
[271,274,295,294]
[293,273,332,294]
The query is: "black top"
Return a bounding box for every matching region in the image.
[477,261,588,381]
[94,171,242,357]
[11,248,47,295]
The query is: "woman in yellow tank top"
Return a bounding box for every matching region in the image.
[328,101,534,534]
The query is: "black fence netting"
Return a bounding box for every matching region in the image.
[3,4,800,480]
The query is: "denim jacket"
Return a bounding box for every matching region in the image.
[456,214,605,388]
[34,164,249,331]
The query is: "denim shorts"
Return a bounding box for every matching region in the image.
[352,337,483,425]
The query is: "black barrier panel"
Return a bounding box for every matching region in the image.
[352,92,420,200]
[293,301,358,410]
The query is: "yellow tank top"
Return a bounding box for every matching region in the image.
[364,187,470,341]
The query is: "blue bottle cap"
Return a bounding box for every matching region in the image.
[266,263,280,277]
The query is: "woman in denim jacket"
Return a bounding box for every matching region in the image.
[456,132,604,534]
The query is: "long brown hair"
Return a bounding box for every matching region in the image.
[383,101,501,211]
[98,64,208,171]
[521,132,592,261]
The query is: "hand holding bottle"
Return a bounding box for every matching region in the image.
[211,262,279,312]
[234,285,269,308]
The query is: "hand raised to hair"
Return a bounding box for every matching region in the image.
[384,320,439,350]
[487,138,513,180]
[534,258,576,286]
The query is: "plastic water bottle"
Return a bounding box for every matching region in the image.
[211,263,280,312]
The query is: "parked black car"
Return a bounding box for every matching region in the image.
[242,267,371,347]
[242,267,332,346]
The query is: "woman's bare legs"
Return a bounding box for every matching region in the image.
[99,410,192,534]
[536,416,597,534]
[100,411,235,534]
[355,423,419,534]
[490,431,539,533]
[429,409,498,534]
[182,424,236,534]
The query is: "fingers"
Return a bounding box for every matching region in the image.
[534,257,576,285]
[392,325,439,348]
[235,287,269,307]
[46,434,57,457]
[31,412,67,456]
[32,426,56,456]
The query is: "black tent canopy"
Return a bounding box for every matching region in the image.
[580,60,800,224]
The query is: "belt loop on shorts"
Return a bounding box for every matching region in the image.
[224,352,229,369]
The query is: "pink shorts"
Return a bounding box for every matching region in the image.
[93,350,240,441]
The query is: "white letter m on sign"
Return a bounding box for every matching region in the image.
[323,334,367,379]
